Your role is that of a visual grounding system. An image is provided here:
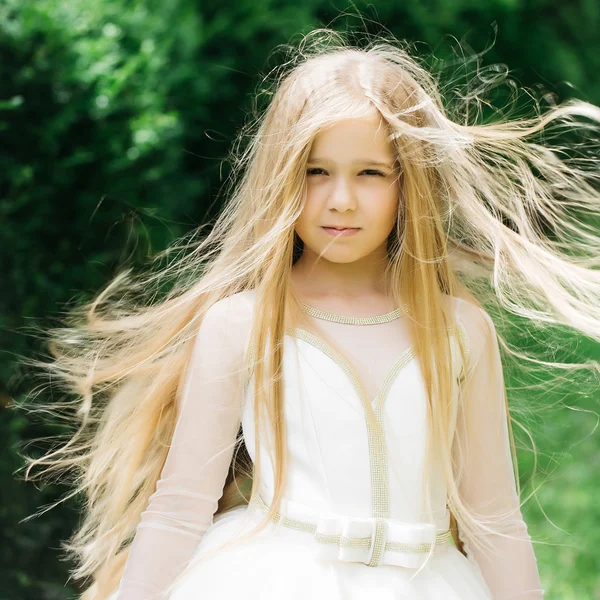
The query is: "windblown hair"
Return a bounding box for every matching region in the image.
[20,27,600,599]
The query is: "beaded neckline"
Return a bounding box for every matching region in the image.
[297,299,407,325]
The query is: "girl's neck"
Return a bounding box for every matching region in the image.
[292,252,391,297]
[289,277,400,320]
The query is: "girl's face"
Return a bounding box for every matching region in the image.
[295,115,400,265]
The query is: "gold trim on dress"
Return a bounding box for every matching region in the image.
[252,492,453,559]
[296,299,408,325]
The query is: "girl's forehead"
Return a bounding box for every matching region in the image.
[308,116,395,162]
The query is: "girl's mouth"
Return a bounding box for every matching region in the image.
[321,226,361,237]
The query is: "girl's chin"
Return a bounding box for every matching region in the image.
[319,249,369,264]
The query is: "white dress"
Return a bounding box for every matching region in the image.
[111,291,545,599]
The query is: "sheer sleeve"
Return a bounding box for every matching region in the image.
[114,294,253,600]
[453,299,545,599]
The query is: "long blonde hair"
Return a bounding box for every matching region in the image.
[19,27,600,598]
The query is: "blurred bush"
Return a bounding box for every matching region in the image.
[1,0,598,598]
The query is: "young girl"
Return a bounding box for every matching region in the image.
[24,28,600,600]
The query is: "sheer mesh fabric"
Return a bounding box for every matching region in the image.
[114,292,544,599]
[452,300,545,599]
[114,295,253,600]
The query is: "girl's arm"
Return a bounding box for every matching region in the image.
[453,300,545,599]
[114,295,252,600]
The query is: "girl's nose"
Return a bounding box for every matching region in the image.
[327,178,357,211]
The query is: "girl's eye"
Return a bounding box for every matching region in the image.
[306,168,385,177]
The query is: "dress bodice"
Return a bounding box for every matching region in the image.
[241,317,467,529]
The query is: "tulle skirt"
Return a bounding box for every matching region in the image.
[168,502,494,600]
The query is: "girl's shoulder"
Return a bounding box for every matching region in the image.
[443,293,495,331]
[202,289,257,362]
[208,289,257,324]
[444,294,500,372]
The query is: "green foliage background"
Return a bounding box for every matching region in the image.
[1,0,599,598]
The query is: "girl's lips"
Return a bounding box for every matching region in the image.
[321,226,361,237]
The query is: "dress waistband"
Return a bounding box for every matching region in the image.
[251,492,453,569]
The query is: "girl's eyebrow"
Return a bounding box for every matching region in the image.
[307,157,395,169]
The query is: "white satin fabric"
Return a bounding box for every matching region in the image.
[112,290,544,600]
